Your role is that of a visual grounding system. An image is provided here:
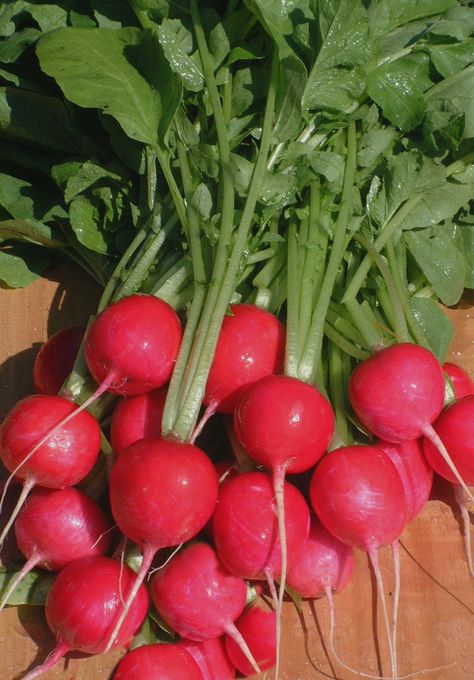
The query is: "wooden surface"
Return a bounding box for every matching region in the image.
[0,266,473,680]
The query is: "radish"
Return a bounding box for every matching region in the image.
[309,445,408,680]
[224,605,276,677]
[0,394,101,546]
[85,294,182,397]
[203,304,285,414]
[33,326,84,395]
[105,437,218,651]
[423,396,474,576]
[0,486,111,611]
[151,541,261,674]
[212,471,310,604]
[177,637,236,679]
[110,386,167,453]
[348,343,474,504]
[376,439,433,522]
[20,554,149,680]
[443,362,474,400]
[113,644,204,679]
[234,374,334,677]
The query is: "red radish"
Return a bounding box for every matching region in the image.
[110,387,167,453]
[113,644,204,679]
[105,437,218,651]
[376,439,433,522]
[287,516,354,599]
[225,605,276,676]
[0,394,101,546]
[178,637,236,679]
[33,326,84,395]
[203,304,285,414]
[0,487,111,610]
[234,374,334,678]
[423,396,474,577]
[212,471,310,599]
[85,294,182,397]
[20,555,149,680]
[310,445,408,680]
[348,343,474,503]
[443,362,474,400]
[151,542,261,674]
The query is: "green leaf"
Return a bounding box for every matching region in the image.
[0,244,51,288]
[0,218,65,248]
[405,226,466,306]
[368,0,456,35]
[27,4,69,32]
[0,566,55,604]
[0,172,64,223]
[69,195,109,253]
[422,110,465,152]
[190,183,212,222]
[409,296,454,362]
[425,64,474,138]
[460,224,474,288]
[428,39,474,79]
[37,27,181,146]
[357,126,397,168]
[399,181,474,231]
[366,53,432,132]
[0,28,41,63]
[158,19,204,92]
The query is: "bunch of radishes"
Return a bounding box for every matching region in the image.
[0,286,473,680]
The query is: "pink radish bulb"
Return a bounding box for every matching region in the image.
[225,605,276,677]
[177,637,236,680]
[212,471,310,581]
[348,344,445,443]
[376,439,433,522]
[0,394,101,547]
[113,644,204,680]
[33,326,84,395]
[85,294,182,397]
[234,374,334,678]
[110,387,167,453]
[151,542,261,674]
[443,362,474,400]
[287,516,354,599]
[20,555,149,680]
[203,304,285,414]
[105,437,218,652]
[423,396,474,484]
[0,487,112,611]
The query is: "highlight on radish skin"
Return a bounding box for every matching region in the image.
[112,644,204,680]
[105,437,218,652]
[20,555,149,680]
[84,294,182,397]
[0,394,101,547]
[310,445,408,680]
[151,542,261,675]
[224,605,276,677]
[0,487,112,611]
[110,386,167,453]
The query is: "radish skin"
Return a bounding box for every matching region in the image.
[225,605,276,676]
[110,387,167,453]
[113,644,204,679]
[33,326,84,396]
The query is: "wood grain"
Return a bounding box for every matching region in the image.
[0,266,472,680]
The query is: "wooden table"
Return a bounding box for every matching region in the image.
[0,265,473,680]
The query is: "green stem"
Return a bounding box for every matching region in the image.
[345,297,383,351]
[324,323,370,361]
[97,228,147,312]
[328,342,349,446]
[298,120,357,384]
[155,145,188,234]
[285,219,300,377]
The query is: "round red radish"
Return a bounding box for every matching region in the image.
[348,343,445,443]
[225,606,276,676]
[33,326,84,395]
[21,555,149,680]
[84,294,182,397]
[287,516,354,599]
[0,394,101,488]
[309,445,408,552]
[376,439,433,521]
[423,396,474,484]
[178,637,235,680]
[110,387,167,453]
[203,304,285,413]
[443,362,474,400]
[212,471,310,579]
[15,487,111,570]
[234,375,334,474]
[113,644,204,679]
[151,542,248,641]
[109,438,218,550]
